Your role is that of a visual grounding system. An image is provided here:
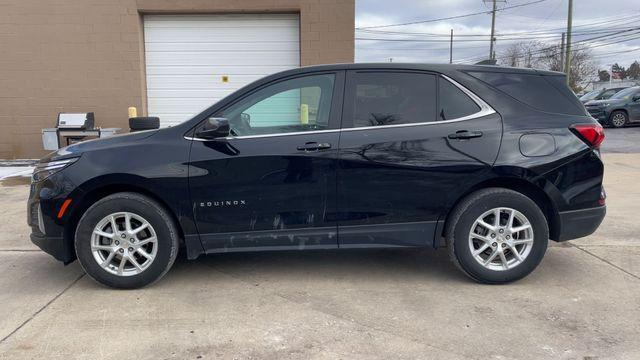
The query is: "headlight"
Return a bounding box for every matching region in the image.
[32,157,79,182]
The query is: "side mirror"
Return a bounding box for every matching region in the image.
[195,117,230,140]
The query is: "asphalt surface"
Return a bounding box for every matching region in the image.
[0,154,639,359]
[601,126,640,153]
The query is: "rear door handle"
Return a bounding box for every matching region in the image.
[447,130,483,140]
[297,142,332,152]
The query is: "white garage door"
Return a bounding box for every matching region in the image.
[144,14,300,127]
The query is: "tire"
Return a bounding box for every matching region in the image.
[609,111,628,128]
[75,192,179,289]
[129,117,160,131]
[446,188,548,284]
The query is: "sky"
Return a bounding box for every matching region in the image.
[355,0,640,70]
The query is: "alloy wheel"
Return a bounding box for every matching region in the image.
[611,113,626,127]
[468,207,534,271]
[91,212,158,276]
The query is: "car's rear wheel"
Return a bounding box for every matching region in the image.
[75,192,179,289]
[447,188,548,284]
[609,111,628,128]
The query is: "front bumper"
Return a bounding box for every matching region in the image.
[30,232,74,264]
[585,107,609,122]
[27,172,79,264]
[556,206,606,241]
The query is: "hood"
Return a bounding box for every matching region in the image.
[42,129,159,162]
[585,99,624,106]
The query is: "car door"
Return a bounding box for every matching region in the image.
[628,89,640,121]
[336,70,502,248]
[188,71,344,252]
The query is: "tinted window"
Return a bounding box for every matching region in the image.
[438,77,480,120]
[599,89,618,99]
[468,71,585,115]
[611,87,640,101]
[218,74,335,136]
[350,72,436,127]
[580,89,600,101]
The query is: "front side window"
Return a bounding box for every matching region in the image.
[350,72,437,128]
[599,89,618,99]
[217,74,335,136]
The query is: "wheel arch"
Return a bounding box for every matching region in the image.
[609,108,628,119]
[438,176,561,246]
[63,181,186,262]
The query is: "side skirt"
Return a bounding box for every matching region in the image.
[338,221,438,248]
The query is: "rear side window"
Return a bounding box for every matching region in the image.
[438,77,480,120]
[467,71,585,115]
[349,72,437,127]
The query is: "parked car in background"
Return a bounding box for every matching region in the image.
[579,87,627,104]
[585,86,640,127]
[28,64,606,288]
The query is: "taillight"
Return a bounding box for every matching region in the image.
[570,123,605,148]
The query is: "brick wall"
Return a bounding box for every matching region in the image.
[0,0,354,159]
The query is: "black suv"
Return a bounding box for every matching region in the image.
[28,64,606,288]
[584,86,640,128]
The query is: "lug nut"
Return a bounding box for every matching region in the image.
[492,242,498,247]
[128,247,134,252]
[491,233,496,238]
[119,248,124,253]
[499,229,504,234]
[121,234,126,238]
[502,243,506,248]
[114,240,120,245]
[506,235,510,239]
[130,238,135,243]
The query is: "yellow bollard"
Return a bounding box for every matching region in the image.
[128,107,137,118]
[300,104,309,124]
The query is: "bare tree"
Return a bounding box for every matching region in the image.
[500,42,543,68]
[498,41,597,91]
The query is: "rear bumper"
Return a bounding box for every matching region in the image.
[556,206,606,241]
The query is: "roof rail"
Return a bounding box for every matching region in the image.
[475,59,497,65]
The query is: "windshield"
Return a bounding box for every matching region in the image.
[580,89,601,101]
[610,87,639,100]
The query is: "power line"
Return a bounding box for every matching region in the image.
[452,31,640,64]
[356,0,548,30]
[356,13,640,37]
[471,33,640,64]
[355,26,640,43]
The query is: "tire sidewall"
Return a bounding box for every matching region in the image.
[452,191,548,283]
[610,111,627,128]
[75,194,177,289]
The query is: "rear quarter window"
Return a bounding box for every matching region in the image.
[467,71,586,115]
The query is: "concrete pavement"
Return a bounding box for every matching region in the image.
[0,153,638,359]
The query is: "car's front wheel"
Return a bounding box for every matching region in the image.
[447,188,548,284]
[75,192,179,289]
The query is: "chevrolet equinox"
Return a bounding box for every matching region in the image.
[28,64,606,288]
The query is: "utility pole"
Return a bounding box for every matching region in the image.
[560,32,565,72]
[489,0,497,60]
[449,29,454,64]
[564,0,573,86]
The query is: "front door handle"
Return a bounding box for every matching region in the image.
[447,130,483,140]
[297,142,332,152]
